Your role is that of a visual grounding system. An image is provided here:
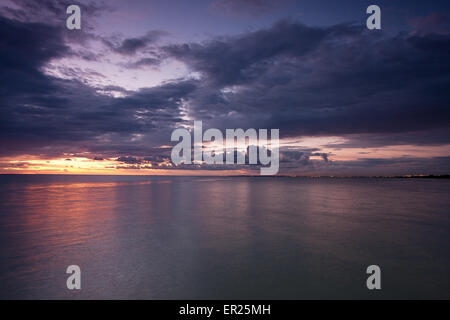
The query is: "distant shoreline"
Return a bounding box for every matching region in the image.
[236,175,450,179]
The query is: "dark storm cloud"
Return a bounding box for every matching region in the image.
[280,150,313,166]
[0,0,112,59]
[278,148,330,170]
[115,151,174,169]
[0,16,69,97]
[0,14,194,159]
[165,20,450,147]
[165,20,328,87]
[127,56,163,69]
[116,156,142,164]
[104,31,167,56]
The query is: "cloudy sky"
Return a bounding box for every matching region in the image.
[0,0,449,175]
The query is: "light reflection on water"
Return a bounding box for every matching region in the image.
[0,175,449,299]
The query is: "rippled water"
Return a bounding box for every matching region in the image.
[0,175,449,299]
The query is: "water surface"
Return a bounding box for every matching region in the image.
[0,175,449,299]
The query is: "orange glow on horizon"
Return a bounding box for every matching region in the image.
[0,156,249,176]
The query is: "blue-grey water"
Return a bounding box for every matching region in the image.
[0,175,449,299]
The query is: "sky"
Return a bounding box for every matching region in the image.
[0,0,449,176]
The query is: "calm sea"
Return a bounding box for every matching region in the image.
[0,175,449,299]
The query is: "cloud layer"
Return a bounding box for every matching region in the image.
[0,1,449,175]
